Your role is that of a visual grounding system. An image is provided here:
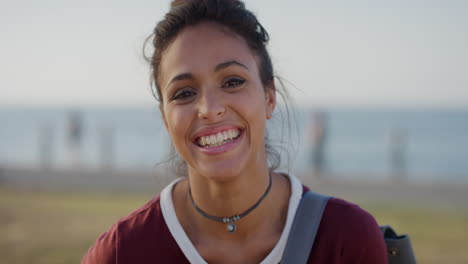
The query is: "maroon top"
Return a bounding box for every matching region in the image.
[82,186,387,263]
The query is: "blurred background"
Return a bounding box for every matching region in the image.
[1,0,467,263]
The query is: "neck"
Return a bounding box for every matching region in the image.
[189,172,272,232]
[172,169,290,241]
[188,165,271,217]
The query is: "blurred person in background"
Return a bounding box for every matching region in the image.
[67,109,84,167]
[82,0,386,263]
[310,110,327,179]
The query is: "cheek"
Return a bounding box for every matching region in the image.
[243,85,268,117]
[164,106,197,154]
[164,108,187,140]
[241,87,268,132]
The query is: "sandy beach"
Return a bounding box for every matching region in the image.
[1,165,467,210]
[1,165,468,264]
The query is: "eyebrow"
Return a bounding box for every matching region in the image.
[167,73,194,88]
[166,60,249,88]
[214,60,249,72]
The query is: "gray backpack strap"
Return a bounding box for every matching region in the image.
[281,191,331,264]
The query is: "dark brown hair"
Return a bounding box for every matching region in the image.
[145,0,294,174]
[147,0,274,103]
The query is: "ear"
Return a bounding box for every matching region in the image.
[264,82,276,120]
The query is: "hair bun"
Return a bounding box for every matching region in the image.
[171,0,188,8]
[171,0,238,8]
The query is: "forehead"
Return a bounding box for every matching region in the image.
[159,22,259,85]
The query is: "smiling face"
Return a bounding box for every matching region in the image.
[159,22,276,181]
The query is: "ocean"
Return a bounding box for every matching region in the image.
[1,107,467,182]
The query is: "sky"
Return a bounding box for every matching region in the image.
[1,0,467,108]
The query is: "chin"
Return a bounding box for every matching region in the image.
[194,163,244,183]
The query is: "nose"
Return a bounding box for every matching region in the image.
[197,90,226,121]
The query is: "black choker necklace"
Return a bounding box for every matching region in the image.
[188,174,272,233]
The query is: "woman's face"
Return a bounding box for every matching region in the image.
[159,22,276,181]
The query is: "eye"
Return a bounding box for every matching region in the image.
[222,77,245,88]
[170,88,196,102]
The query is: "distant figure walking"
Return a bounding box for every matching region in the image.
[67,110,83,167]
[390,127,407,182]
[310,111,327,178]
[99,124,114,170]
[38,122,54,170]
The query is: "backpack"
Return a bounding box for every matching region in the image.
[281,191,417,264]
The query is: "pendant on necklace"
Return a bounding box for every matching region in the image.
[227,223,237,233]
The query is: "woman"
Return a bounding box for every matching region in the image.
[82,0,387,263]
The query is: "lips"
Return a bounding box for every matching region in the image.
[194,128,241,148]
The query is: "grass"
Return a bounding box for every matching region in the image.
[1,187,467,264]
[0,187,154,264]
[362,203,468,264]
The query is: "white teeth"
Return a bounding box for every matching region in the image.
[197,129,241,147]
[210,135,216,145]
[216,133,223,143]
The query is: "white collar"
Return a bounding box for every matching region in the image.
[160,173,303,264]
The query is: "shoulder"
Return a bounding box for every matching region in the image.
[322,197,382,239]
[302,187,387,263]
[324,197,378,229]
[81,195,171,264]
[325,198,387,263]
[115,195,165,238]
[302,186,380,232]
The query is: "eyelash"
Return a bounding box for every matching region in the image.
[169,78,245,102]
[170,89,196,101]
[222,77,245,88]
